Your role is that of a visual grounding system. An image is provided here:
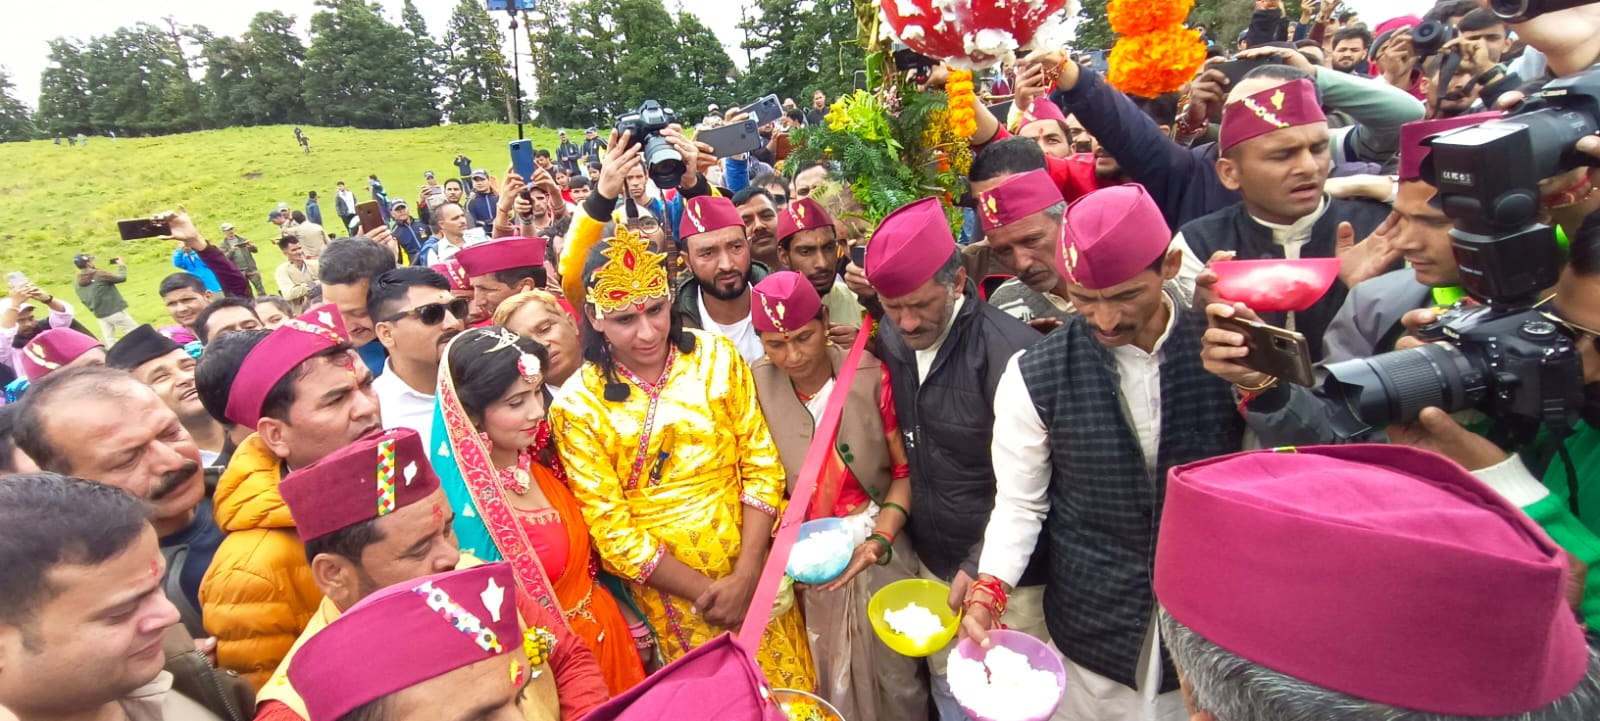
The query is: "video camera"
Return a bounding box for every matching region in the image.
[1320,68,1600,443]
[616,100,686,189]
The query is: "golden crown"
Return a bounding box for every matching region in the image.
[586,224,670,316]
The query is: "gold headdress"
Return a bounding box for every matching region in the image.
[585,224,670,317]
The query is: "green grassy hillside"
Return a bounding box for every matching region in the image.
[0,123,563,330]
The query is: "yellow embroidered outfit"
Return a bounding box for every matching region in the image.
[549,330,816,691]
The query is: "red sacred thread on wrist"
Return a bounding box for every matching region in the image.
[968,577,1010,617]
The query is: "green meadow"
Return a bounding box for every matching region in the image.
[0,123,562,328]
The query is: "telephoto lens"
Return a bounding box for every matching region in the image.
[642,135,686,189]
[1323,342,1487,430]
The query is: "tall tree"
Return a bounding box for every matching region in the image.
[246,11,311,124]
[1075,0,1114,52]
[442,0,513,124]
[399,0,444,114]
[673,11,738,111]
[737,0,861,104]
[36,39,91,136]
[81,24,206,135]
[0,70,37,142]
[530,0,626,128]
[304,0,441,129]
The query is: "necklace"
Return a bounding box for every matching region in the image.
[494,442,535,495]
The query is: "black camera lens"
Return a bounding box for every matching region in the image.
[642,135,686,189]
[1410,20,1459,57]
[1323,342,1486,429]
[1491,0,1536,20]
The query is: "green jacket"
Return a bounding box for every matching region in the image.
[75,265,129,318]
[222,236,260,275]
[1493,421,1600,629]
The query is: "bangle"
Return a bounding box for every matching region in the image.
[866,533,893,565]
[881,501,909,520]
[1234,375,1278,393]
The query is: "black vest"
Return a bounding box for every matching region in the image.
[1179,197,1391,360]
[1019,302,1244,691]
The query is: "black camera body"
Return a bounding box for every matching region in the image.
[1410,19,1459,58]
[616,100,686,189]
[1320,66,1600,441]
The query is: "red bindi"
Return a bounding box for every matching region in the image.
[149,560,161,579]
[432,502,445,525]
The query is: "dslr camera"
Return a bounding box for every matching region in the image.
[1321,68,1600,443]
[616,100,686,189]
[1409,19,1458,58]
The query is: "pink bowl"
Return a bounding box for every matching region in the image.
[1210,258,1341,313]
[950,629,1068,721]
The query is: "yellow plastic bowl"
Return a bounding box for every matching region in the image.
[867,578,960,657]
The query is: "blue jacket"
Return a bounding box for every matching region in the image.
[305,200,324,227]
[390,219,427,264]
[173,249,221,292]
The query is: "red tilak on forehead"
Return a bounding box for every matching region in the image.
[633,303,645,312]
[432,502,445,526]
[150,560,161,579]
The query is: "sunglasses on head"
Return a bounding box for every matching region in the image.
[384,297,471,325]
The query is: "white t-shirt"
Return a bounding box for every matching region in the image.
[697,290,764,363]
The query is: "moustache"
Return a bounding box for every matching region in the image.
[149,460,200,501]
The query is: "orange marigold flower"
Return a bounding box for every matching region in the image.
[1108,26,1206,98]
[1108,0,1194,36]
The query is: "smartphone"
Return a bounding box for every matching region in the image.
[1213,56,1282,89]
[698,120,765,158]
[6,272,26,288]
[849,245,867,267]
[854,70,868,92]
[739,95,784,125]
[355,201,386,235]
[509,139,536,183]
[117,217,171,241]
[1218,316,1316,387]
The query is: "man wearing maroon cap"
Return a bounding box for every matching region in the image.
[256,429,608,721]
[1155,445,1600,720]
[965,185,1244,721]
[199,303,382,687]
[672,195,769,363]
[1171,70,1395,361]
[108,324,231,471]
[288,564,542,721]
[456,236,547,322]
[863,196,1042,720]
[16,327,104,381]
[971,168,1075,330]
[774,197,863,332]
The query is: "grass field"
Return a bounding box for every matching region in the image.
[0,123,563,330]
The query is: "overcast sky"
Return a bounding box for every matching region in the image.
[4,0,1433,112]
[2,0,754,110]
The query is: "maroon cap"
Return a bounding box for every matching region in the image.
[279,428,440,542]
[1398,112,1502,182]
[678,195,744,240]
[19,328,102,380]
[751,271,823,335]
[456,236,546,277]
[1058,184,1169,290]
[1015,96,1068,133]
[224,303,349,429]
[289,563,525,721]
[776,198,835,243]
[865,197,955,299]
[1157,445,1589,716]
[1219,78,1326,153]
[975,169,1064,230]
[431,260,471,292]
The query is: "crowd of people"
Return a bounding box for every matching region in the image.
[5,1,1600,721]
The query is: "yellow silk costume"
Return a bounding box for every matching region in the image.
[549,330,816,691]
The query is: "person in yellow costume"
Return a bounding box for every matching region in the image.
[548,224,816,691]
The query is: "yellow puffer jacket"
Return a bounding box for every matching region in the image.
[199,434,323,690]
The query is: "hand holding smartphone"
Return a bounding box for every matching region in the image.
[1216,316,1316,387]
[355,201,386,235]
[510,140,536,183]
[117,216,173,241]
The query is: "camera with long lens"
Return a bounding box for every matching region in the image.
[616,100,685,189]
[1493,0,1595,21]
[1320,69,1600,442]
[1409,19,1459,58]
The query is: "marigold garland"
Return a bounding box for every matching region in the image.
[945,69,978,138]
[1107,0,1193,37]
[1107,24,1205,98]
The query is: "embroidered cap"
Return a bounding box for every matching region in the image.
[18,328,102,380]
[776,198,836,244]
[864,196,956,299]
[1157,445,1590,716]
[431,260,472,293]
[279,427,440,542]
[457,236,547,278]
[751,271,823,335]
[290,563,525,721]
[975,169,1064,231]
[1058,184,1169,290]
[677,195,744,240]
[224,303,350,429]
[1218,78,1326,154]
